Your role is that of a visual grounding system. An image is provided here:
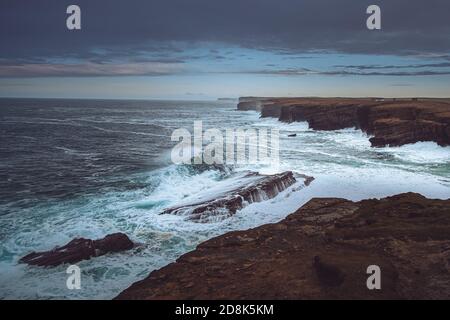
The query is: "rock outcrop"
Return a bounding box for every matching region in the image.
[238,97,450,147]
[162,171,313,223]
[20,233,134,267]
[116,193,450,300]
[237,97,274,112]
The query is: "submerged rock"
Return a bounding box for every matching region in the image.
[161,171,312,223]
[19,233,134,267]
[117,193,450,300]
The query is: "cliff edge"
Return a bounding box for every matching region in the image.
[116,193,450,300]
[237,97,450,147]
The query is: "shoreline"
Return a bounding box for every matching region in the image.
[116,192,450,299]
[2,98,448,299]
[114,98,450,300]
[237,97,450,147]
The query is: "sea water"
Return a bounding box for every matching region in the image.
[0,98,449,299]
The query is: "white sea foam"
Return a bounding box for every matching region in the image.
[379,141,450,164]
[252,118,311,132]
[1,104,449,300]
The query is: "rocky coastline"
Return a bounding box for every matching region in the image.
[238,97,450,147]
[113,98,450,299]
[116,193,450,300]
[21,97,450,299]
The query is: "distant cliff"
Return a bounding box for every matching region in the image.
[237,97,450,147]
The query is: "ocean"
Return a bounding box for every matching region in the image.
[0,98,449,299]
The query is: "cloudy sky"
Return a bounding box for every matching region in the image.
[1,0,450,99]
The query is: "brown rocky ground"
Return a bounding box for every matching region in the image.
[116,193,450,300]
[238,97,450,147]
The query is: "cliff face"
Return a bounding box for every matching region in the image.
[363,103,450,147]
[238,97,450,147]
[116,193,450,300]
[237,97,275,112]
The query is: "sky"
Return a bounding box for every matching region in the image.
[1,0,450,100]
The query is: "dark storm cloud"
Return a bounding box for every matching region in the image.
[0,62,185,77]
[1,0,450,62]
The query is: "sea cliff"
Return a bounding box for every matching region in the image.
[238,97,450,147]
[113,97,450,300]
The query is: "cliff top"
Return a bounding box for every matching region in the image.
[116,193,450,300]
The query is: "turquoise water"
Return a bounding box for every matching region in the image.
[0,99,449,299]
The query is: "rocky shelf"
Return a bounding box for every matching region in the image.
[237,97,450,147]
[161,171,313,223]
[116,193,450,300]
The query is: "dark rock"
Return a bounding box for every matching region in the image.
[260,103,282,118]
[116,193,450,300]
[288,134,297,137]
[20,233,134,267]
[162,171,313,222]
[313,256,345,287]
[239,97,450,147]
[93,233,134,253]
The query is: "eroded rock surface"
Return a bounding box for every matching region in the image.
[238,97,450,147]
[117,193,450,300]
[162,171,312,222]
